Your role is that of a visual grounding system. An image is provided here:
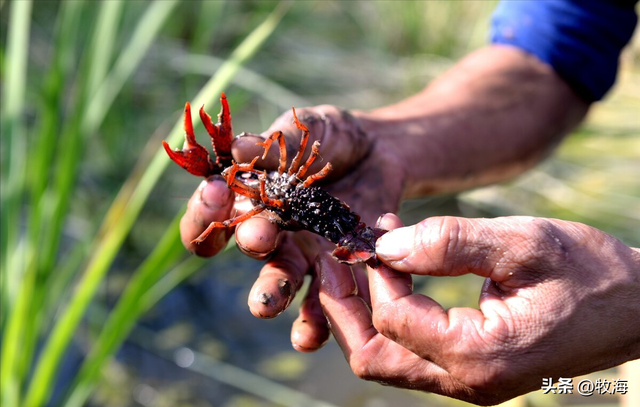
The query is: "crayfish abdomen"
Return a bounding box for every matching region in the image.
[271,185,360,244]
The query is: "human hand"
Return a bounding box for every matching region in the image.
[318,213,640,405]
[180,105,406,351]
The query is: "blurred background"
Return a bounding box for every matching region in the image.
[1,1,638,407]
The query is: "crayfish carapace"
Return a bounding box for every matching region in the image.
[163,93,386,266]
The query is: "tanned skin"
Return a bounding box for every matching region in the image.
[177,46,640,405]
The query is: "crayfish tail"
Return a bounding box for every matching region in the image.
[331,225,388,265]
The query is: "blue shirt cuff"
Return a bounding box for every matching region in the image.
[490,0,638,102]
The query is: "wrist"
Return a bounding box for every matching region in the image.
[353,45,589,198]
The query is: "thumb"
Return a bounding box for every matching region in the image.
[375,216,546,281]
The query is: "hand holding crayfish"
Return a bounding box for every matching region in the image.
[167,94,406,351]
[164,42,640,404]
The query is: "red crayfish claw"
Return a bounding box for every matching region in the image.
[163,93,234,177]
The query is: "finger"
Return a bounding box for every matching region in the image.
[295,106,369,177]
[290,255,372,353]
[359,212,409,307]
[369,252,512,374]
[231,106,370,179]
[375,212,404,231]
[375,215,550,283]
[316,252,376,348]
[370,214,497,367]
[352,264,371,306]
[368,261,464,362]
[317,252,456,390]
[180,177,235,257]
[290,267,330,353]
[235,216,280,260]
[247,233,313,318]
[232,133,276,169]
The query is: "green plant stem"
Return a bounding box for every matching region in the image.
[22,2,179,407]
[64,5,290,405]
[64,221,200,407]
[0,2,33,407]
[24,3,289,407]
[81,0,176,134]
[28,0,83,204]
[19,0,123,394]
[86,0,124,97]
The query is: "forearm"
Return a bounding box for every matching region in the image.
[354,45,590,198]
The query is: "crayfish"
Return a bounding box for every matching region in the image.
[163,94,386,266]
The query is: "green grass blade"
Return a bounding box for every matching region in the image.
[37,0,173,280]
[63,219,194,407]
[81,0,177,134]
[23,0,83,295]
[27,0,84,203]
[0,0,31,307]
[61,4,290,406]
[173,53,311,108]
[192,0,225,53]
[85,0,124,97]
[17,0,121,396]
[0,2,33,407]
[22,2,179,406]
[26,3,289,406]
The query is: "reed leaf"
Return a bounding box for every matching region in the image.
[0,2,33,406]
[63,5,289,405]
[22,2,180,406]
[26,3,289,407]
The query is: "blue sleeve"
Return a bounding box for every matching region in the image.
[490,0,638,102]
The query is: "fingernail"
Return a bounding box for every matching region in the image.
[375,228,411,261]
[316,254,328,284]
[316,253,338,295]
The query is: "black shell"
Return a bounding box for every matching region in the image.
[272,186,360,244]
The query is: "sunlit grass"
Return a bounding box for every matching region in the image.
[1,1,638,407]
[1,1,288,406]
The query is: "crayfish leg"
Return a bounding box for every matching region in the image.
[199,93,233,168]
[259,171,285,209]
[295,141,321,183]
[301,162,332,188]
[288,107,310,176]
[227,176,261,201]
[191,205,267,244]
[162,102,215,177]
[224,157,260,187]
[256,130,287,174]
[220,157,263,201]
